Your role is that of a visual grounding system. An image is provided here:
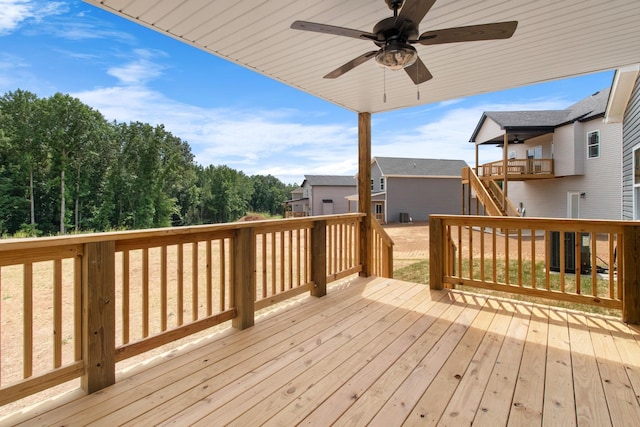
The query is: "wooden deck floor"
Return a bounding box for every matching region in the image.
[7,276,640,426]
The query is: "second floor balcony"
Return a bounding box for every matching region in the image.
[479,158,554,180]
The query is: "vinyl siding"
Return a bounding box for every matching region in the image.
[508,120,622,219]
[622,77,640,220]
[553,122,583,176]
[311,185,355,216]
[386,177,461,222]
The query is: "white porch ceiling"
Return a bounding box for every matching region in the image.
[84,0,640,114]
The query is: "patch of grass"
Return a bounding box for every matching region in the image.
[394,260,429,285]
[394,259,620,317]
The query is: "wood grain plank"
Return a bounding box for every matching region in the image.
[16,277,384,426]
[588,315,640,427]
[566,312,611,427]
[507,306,550,426]
[471,302,532,427]
[166,282,423,427]
[286,290,453,427]
[368,296,495,426]
[426,298,514,427]
[542,309,576,426]
[228,285,440,427]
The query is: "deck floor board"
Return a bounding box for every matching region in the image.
[7,276,640,427]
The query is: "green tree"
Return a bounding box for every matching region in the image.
[250,174,291,216]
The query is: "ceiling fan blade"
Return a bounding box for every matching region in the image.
[324,51,378,79]
[404,56,432,85]
[291,21,377,41]
[417,21,518,45]
[398,0,437,25]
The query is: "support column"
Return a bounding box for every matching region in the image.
[81,241,116,394]
[311,220,327,296]
[358,112,372,277]
[232,227,256,329]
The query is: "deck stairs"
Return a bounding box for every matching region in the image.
[462,167,520,217]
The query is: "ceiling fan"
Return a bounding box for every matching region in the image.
[291,0,517,85]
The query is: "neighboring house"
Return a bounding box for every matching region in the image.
[469,87,623,219]
[284,175,356,217]
[348,157,467,223]
[603,64,640,220]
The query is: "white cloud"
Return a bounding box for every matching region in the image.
[0,0,66,35]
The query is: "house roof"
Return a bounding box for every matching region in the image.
[605,65,640,123]
[84,1,640,114]
[471,88,611,144]
[374,157,467,177]
[302,175,357,187]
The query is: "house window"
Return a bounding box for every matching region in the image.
[375,203,383,214]
[370,179,374,190]
[587,131,600,159]
[380,178,384,191]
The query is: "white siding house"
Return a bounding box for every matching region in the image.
[470,88,623,220]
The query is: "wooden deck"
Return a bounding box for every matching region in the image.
[6,276,640,426]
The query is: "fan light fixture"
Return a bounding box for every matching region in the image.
[375,41,417,70]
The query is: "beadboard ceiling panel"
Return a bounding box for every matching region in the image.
[84,0,640,113]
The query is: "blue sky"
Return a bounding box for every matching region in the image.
[1,0,615,185]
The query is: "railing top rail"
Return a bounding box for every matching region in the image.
[0,213,366,252]
[432,214,631,232]
[371,217,394,248]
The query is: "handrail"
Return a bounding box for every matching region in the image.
[463,167,504,216]
[429,215,640,325]
[0,212,396,405]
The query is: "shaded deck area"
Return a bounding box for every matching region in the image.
[8,276,640,426]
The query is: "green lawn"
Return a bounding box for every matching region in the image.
[393,259,620,316]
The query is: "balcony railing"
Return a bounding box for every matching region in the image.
[479,158,554,179]
[0,213,393,405]
[429,215,640,324]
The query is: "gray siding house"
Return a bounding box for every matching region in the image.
[605,64,640,220]
[471,87,623,220]
[285,175,356,217]
[349,157,466,223]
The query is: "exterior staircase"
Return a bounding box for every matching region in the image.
[462,167,520,217]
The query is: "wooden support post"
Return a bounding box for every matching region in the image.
[81,241,115,394]
[311,220,327,297]
[503,133,508,209]
[358,112,373,277]
[232,227,256,329]
[429,216,444,290]
[623,224,640,324]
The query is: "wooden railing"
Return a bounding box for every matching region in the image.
[429,215,640,324]
[0,213,393,405]
[479,158,554,178]
[371,218,394,278]
[462,167,504,216]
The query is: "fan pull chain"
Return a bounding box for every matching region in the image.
[416,66,420,100]
[383,68,387,103]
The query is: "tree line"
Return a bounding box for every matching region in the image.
[0,90,297,237]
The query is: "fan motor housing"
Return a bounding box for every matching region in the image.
[372,17,418,46]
